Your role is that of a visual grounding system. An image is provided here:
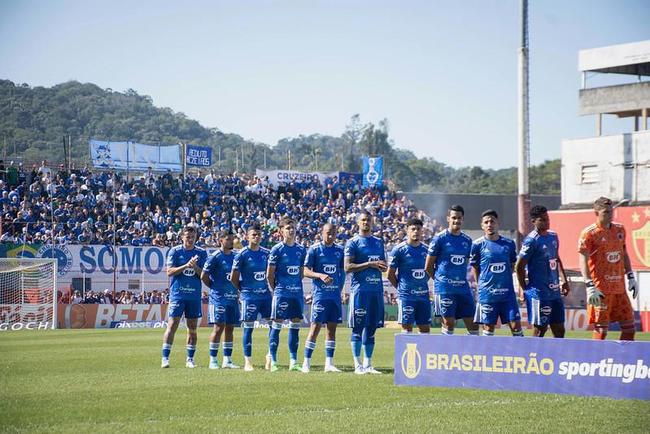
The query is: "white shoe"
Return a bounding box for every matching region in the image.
[185,359,196,369]
[265,354,272,370]
[161,358,170,368]
[354,365,366,375]
[301,362,310,373]
[364,366,382,374]
[244,361,254,372]
[209,360,220,370]
[222,361,240,369]
[324,365,341,373]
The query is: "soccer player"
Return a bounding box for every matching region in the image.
[161,224,207,368]
[266,217,307,372]
[425,205,479,336]
[470,210,523,337]
[578,197,638,341]
[344,211,387,375]
[230,223,272,371]
[302,223,345,373]
[515,205,570,338]
[201,230,240,369]
[387,217,431,334]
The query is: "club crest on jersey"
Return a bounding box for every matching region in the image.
[287,266,300,275]
[489,263,506,274]
[253,271,266,281]
[183,268,196,277]
[323,264,337,274]
[412,269,426,279]
[401,343,421,380]
[606,251,621,263]
[549,259,558,271]
[450,255,465,265]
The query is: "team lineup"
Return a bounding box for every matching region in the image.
[160,197,639,374]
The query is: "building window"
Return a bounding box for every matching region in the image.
[580,164,599,184]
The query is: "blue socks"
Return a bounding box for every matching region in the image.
[288,323,300,361]
[162,343,171,358]
[242,322,254,357]
[223,341,234,357]
[304,340,316,359]
[325,340,335,358]
[269,322,282,362]
[186,344,196,360]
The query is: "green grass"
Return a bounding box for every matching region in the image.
[1,329,649,433]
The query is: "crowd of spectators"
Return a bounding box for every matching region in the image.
[0,160,443,251]
[58,288,169,304]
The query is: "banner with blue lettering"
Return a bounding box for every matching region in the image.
[89,139,182,172]
[185,145,212,167]
[362,156,383,188]
[395,334,650,400]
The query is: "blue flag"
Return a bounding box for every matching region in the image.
[185,145,212,167]
[362,156,383,188]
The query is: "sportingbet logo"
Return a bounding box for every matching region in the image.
[254,271,266,281]
[401,343,422,379]
[183,268,196,277]
[412,269,426,279]
[606,251,621,263]
[558,359,650,384]
[286,266,300,276]
[323,264,337,274]
[450,255,465,265]
[489,262,506,274]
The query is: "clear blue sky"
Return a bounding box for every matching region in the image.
[1,0,648,169]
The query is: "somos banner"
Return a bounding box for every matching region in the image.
[255,169,339,189]
[89,139,182,172]
[395,334,650,400]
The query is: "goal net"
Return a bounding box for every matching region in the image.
[0,258,57,331]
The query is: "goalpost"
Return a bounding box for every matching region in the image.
[0,258,58,331]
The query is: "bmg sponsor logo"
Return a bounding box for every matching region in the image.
[412,269,426,279]
[183,268,196,277]
[254,272,266,281]
[606,251,621,263]
[286,266,300,276]
[354,308,367,317]
[450,255,465,265]
[489,263,506,273]
[323,264,337,274]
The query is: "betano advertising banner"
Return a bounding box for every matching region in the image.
[394,334,650,400]
[549,206,650,270]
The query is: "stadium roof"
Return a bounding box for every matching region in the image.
[579,40,650,76]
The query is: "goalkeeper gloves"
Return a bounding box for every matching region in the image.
[585,280,603,307]
[627,272,638,299]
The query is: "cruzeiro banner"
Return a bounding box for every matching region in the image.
[255,169,339,189]
[89,139,182,172]
[362,156,383,188]
[394,334,650,400]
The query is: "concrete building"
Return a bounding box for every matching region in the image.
[561,40,650,207]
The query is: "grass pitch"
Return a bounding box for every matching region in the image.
[1,328,649,433]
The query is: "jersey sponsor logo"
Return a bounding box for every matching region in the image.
[286,265,300,275]
[412,269,426,279]
[278,301,289,310]
[246,303,257,312]
[450,255,465,265]
[440,298,453,308]
[489,262,506,274]
[313,303,325,313]
[480,304,494,314]
[323,264,337,274]
[215,305,226,314]
[401,343,422,380]
[606,251,621,263]
[403,305,415,314]
[540,305,553,317]
[354,308,367,317]
[253,271,266,281]
[183,268,196,277]
[365,276,381,283]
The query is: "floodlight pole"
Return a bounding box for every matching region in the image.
[517,0,531,245]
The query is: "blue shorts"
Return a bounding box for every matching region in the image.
[398,298,432,326]
[348,291,384,328]
[433,292,475,319]
[525,293,565,327]
[168,299,202,319]
[271,295,304,320]
[310,298,342,324]
[474,295,521,325]
[208,301,240,325]
[241,297,272,322]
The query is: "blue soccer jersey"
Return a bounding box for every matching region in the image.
[344,235,385,293]
[427,230,472,295]
[232,246,271,300]
[304,242,345,301]
[166,245,207,301]
[268,242,306,298]
[470,236,517,303]
[518,230,562,301]
[202,249,238,304]
[389,241,429,301]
